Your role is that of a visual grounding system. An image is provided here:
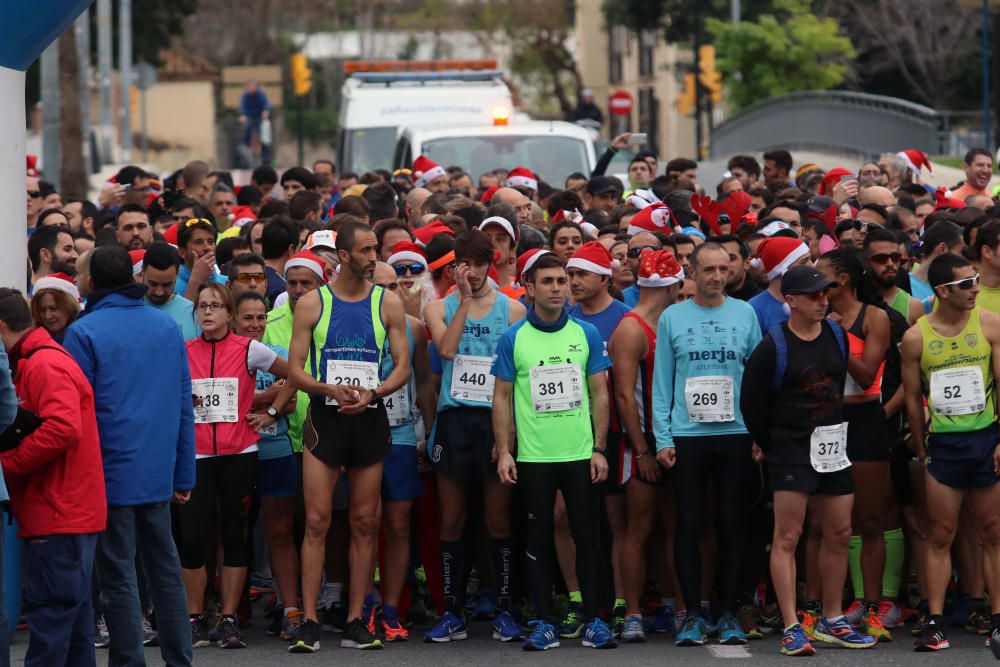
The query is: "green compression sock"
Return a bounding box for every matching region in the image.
[568,590,582,604]
[848,535,863,600]
[882,528,904,599]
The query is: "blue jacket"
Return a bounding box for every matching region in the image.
[0,349,17,502]
[239,89,271,118]
[62,285,196,505]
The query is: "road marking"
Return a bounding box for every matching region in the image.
[708,645,752,658]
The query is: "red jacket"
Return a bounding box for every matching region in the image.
[1,328,106,538]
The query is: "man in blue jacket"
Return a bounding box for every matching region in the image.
[63,245,195,667]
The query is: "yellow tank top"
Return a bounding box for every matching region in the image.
[918,307,996,433]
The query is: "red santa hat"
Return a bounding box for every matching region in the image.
[897,149,933,178]
[627,202,678,236]
[231,205,257,228]
[934,187,967,210]
[637,249,684,287]
[26,155,39,178]
[515,248,551,284]
[284,250,327,279]
[386,241,428,268]
[550,209,583,224]
[33,272,81,303]
[479,215,517,242]
[750,237,810,280]
[129,249,146,277]
[480,185,499,204]
[506,167,538,191]
[413,155,447,188]
[819,168,852,196]
[413,219,455,247]
[566,241,618,277]
[162,223,180,246]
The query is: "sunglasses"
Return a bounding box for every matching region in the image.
[27,190,42,198]
[393,263,426,276]
[627,245,660,259]
[938,273,980,291]
[790,288,830,300]
[851,219,882,231]
[868,252,902,265]
[234,272,266,284]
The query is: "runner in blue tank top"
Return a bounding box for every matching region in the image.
[423,230,527,643]
[287,223,410,653]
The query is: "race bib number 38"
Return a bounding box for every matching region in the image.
[810,422,850,473]
[684,375,735,423]
[530,363,583,413]
[192,377,239,424]
[450,355,495,403]
[930,366,986,416]
[325,360,378,406]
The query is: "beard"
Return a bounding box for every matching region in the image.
[51,257,76,278]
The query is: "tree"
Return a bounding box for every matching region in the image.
[706,0,854,111]
[603,0,775,43]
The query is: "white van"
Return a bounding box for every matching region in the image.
[393,120,597,186]
[338,62,513,174]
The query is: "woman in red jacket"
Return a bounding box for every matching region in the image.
[178,283,288,650]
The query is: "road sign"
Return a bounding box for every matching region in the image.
[609,90,633,116]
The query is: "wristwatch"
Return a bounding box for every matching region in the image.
[592,446,609,457]
[369,388,380,406]
[266,406,279,419]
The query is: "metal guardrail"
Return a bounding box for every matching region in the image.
[708,91,943,160]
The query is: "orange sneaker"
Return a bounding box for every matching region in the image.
[382,616,409,642]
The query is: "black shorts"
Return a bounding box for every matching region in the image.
[769,462,853,496]
[305,400,391,469]
[927,424,1000,491]
[844,401,890,462]
[602,431,625,496]
[430,408,496,481]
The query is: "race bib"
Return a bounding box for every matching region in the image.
[930,366,986,416]
[809,422,850,473]
[450,355,495,403]
[325,360,378,406]
[192,377,239,424]
[530,363,583,413]
[384,384,412,426]
[684,376,735,423]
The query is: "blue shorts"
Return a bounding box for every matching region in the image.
[382,445,423,502]
[258,454,297,498]
[927,424,1000,491]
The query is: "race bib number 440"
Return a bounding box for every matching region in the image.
[530,363,583,413]
[450,355,495,403]
[325,360,378,406]
[192,377,239,424]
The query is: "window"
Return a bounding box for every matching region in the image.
[639,30,656,77]
[637,87,659,155]
[609,26,625,84]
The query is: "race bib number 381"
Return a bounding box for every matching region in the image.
[530,363,583,413]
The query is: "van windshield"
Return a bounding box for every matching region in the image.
[343,127,397,173]
[422,136,589,183]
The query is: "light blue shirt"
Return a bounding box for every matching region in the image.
[147,295,201,341]
[652,298,762,450]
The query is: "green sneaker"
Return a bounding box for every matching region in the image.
[558,602,585,638]
[612,605,626,638]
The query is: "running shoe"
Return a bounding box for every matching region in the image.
[738,603,763,640]
[190,614,211,648]
[611,604,626,638]
[621,614,645,643]
[650,605,675,634]
[673,608,687,635]
[558,602,585,638]
[758,605,783,634]
[267,609,282,637]
[795,609,819,641]
[861,602,892,642]
[322,601,346,633]
[911,611,929,637]
[362,598,377,635]
[94,615,111,649]
[913,621,949,651]
[675,615,708,647]
[382,614,409,642]
[582,618,618,648]
[718,614,748,645]
[523,621,559,651]
[281,609,304,641]
[492,610,523,642]
[341,617,383,649]
[843,600,865,627]
[288,619,320,653]
[780,623,816,656]
[813,616,877,648]
[423,611,467,643]
[990,624,1000,659]
[877,600,903,629]
[142,615,158,647]
[217,616,247,649]
[966,607,992,635]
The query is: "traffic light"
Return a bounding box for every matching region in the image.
[678,73,696,115]
[698,45,722,104]
[291,53,312,97]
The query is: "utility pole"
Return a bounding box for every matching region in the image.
[40,42,61,190]
[984,0,991,152]
[97,0,113,163]
[119,0,133,163]
[731,0,741,23]
[75,8,92,176]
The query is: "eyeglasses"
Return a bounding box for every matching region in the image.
[938,273,980,291]
[27,190,42,198]
[197,302,226,312]
[186,218,211,227]
[627,245,660,259]
[234,272,266,284]
[394,263,426,276]
[851,219,883,232]
[868,252,902,265]
[790,288,830,300]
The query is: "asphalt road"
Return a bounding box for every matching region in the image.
[9,606,998,665]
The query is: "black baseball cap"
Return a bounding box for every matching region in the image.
[587,176,619,195]
[780,265,835,296]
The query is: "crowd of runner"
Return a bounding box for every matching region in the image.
[5,139,1000,662]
